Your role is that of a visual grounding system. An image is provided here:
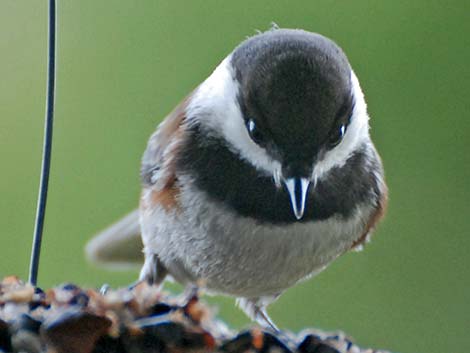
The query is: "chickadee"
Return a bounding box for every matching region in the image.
[86,28,387,329]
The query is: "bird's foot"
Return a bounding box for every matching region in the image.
[254,306,280,333]
[236,297,281,332]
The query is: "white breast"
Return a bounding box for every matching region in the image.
[140,176,374,299]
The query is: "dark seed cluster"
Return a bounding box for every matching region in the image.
[0,277,391,353]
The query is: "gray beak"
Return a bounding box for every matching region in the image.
[283,177,311,220]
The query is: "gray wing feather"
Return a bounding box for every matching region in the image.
[87,95,190,271]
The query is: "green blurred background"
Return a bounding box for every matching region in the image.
[1,1,469,352]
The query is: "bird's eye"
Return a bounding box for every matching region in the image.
[246,119,264,145]
[329,124,346,147]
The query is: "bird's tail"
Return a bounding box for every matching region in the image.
[85,209,144,270]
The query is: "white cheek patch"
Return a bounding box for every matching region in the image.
[186,56,282,177]
[312,70,371,181]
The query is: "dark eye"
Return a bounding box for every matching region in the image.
[329,124,346,147]
[246,119,264,145]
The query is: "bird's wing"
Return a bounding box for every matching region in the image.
[140,95,190,193]
[85,95,191,270]
[351,181,388,250]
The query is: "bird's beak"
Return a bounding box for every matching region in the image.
[283,177,311,220]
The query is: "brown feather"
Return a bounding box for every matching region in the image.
[149,179,180,211]
[140,94,192,212]
[351,186,389,250]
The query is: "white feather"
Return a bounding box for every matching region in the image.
[186,56,282,178]
[313,70,371,180]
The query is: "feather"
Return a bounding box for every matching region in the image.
[85,209,143,270]
[86,95,191,271]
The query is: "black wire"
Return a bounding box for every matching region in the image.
[29,0,56,286]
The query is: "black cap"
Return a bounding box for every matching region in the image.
[231,29,353,176]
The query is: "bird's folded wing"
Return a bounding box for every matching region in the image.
[87,94,192,271]
[85,209,144,270]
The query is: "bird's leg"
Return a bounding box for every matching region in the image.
[237,298,296,349]
[139,253,169,286]
[182,283,200,303]
[236,297,280,332]
[254,305,280,333]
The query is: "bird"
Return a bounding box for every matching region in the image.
[86,28,388,330]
